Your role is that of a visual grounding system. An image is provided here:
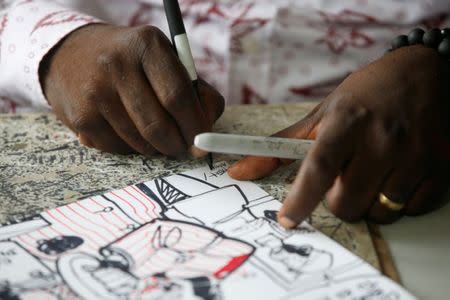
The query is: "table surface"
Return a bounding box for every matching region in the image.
[380,203,450,299]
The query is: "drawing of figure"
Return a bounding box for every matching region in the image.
[58,219,254,300]
[155,182,334,288]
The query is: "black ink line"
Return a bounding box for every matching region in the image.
[178,173,220,189]
[135,182,167,212]
[101,194,141,225]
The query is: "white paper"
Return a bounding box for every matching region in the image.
[0,162,416,299]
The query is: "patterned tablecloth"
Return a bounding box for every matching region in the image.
[0,103,379,268]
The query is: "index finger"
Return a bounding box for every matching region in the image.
[139,26,208,146]
[278,105,369,229]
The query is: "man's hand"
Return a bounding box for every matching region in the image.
[229,45,450,227]
[40,24,224,156]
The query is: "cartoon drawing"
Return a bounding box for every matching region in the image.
[0,164,416,299]
[58,219,253,300]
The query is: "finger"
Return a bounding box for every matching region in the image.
[96,89,158,155]
[197,78,225,124]
[188,79,225,158]
[116,69,187,156]
[228,156,284,180]
[367,152,428,224]
[228,103,324,181]
[78,133,93,148]
[326,116,405,222]
[76,115,134,154]
[278,105,368,229]
[139,26,208,146]
[326,153,390,223]
[405,174,450,216]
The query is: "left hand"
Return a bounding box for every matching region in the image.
[228,45,450,228]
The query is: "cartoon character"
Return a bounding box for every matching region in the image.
[58,219,254,300]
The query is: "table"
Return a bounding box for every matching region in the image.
[380,203,450,299]
[3,103,444,296]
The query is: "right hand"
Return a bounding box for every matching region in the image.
[40,24,224,156]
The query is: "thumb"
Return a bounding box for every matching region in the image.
[228,104,323,181]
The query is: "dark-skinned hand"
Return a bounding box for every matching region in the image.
[40,24,224,156]
[228,45,450,228]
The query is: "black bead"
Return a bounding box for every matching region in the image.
[423,28,442,48]
[408,28,425,45]
[391,35,409,50]
[442,28,450,38]
[438,38,450,56]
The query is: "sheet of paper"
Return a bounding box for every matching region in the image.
[0,162,416,300]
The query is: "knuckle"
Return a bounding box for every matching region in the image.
[133,25,166,49]
[334,102,369,123]
[141,119,166,142]
[70,113,100,133]
[307,152,336,176]
[81,83,102,102]
[135,25,163,40]
[381,117,408,142]
[96,50,124,73]
[162,81,193,112]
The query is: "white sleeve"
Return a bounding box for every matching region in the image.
[0,0,103,111]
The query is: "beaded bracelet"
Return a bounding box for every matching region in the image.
[389,28,450,57]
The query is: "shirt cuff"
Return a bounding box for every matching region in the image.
[0,1,103,110]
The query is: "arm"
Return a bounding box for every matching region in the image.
[1,1,225,155]
[0,0,102,111]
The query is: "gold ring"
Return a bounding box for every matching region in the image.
[379,193,405,211]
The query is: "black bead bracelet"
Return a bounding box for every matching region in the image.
[389,28,450,58]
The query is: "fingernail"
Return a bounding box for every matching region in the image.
[278,216,298,229]
[227,162,242,178]
[190,145,208,158]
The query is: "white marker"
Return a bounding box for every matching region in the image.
[194,133,314,159]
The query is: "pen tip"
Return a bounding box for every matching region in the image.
[206,153,214,170]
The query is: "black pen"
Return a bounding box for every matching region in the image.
[163,0,214,170]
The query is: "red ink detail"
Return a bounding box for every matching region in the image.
[214,254,250,279]
[140,283,159,294]
[90,197,129,227]
[131,185,159,217]
[123,187,154,220]
[46,209,101,248]
[67,203,119,239]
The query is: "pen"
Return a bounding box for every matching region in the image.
[163,0,214,170]
[194,133,314,159]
